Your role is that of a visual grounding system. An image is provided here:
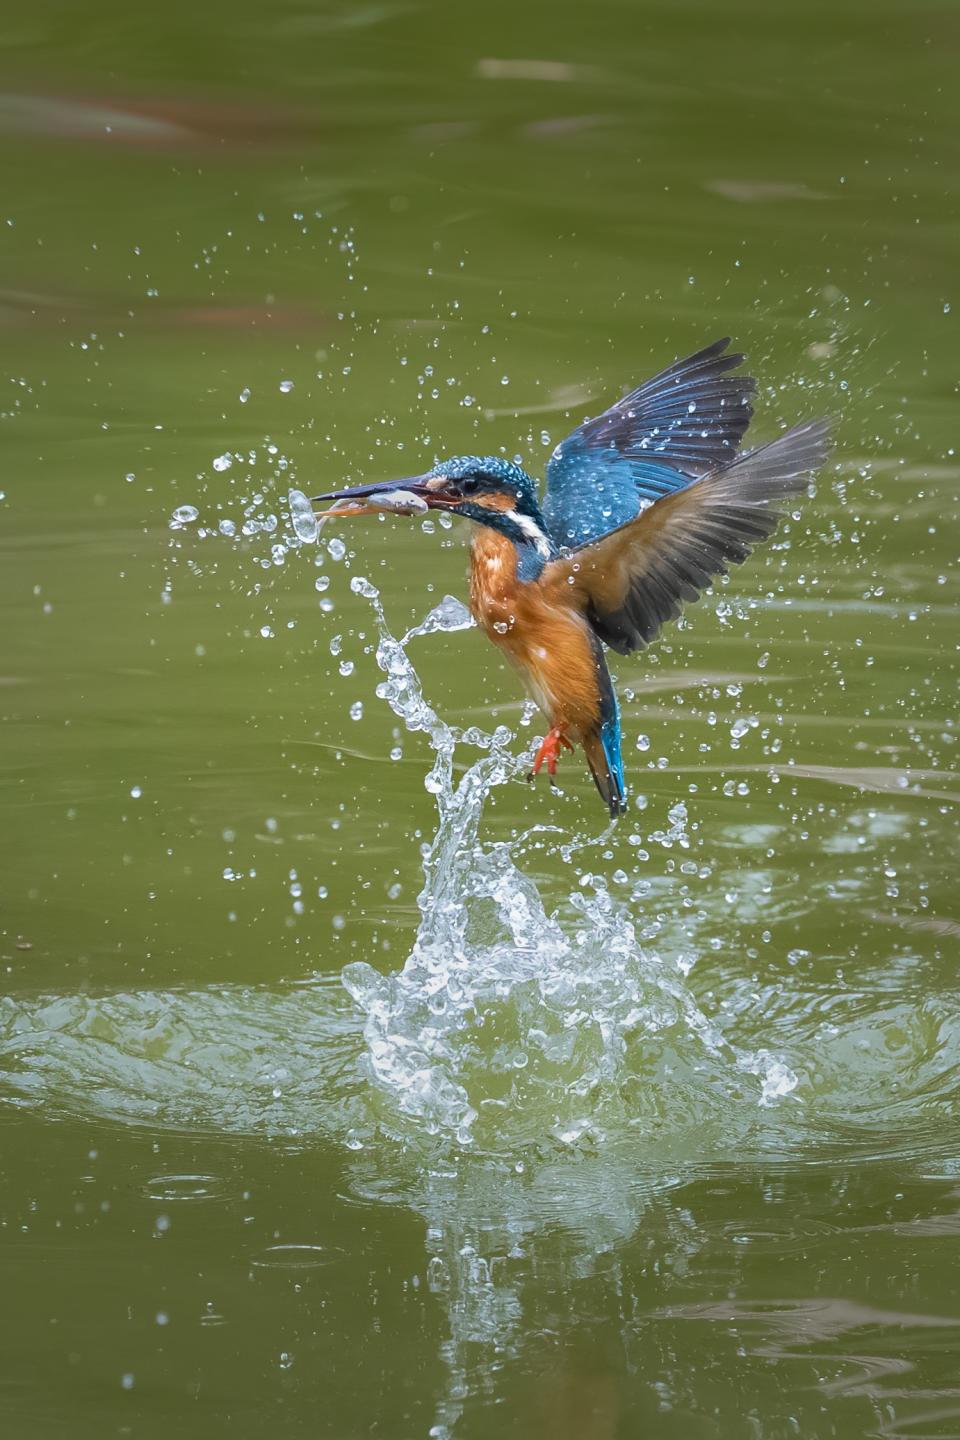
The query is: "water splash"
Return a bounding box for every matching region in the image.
[402,593,475,644]
[325,592,809,1433]
[2,559,955,1438]
[341,576,798,1154]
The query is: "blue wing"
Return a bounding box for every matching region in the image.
[541,337,756,549]
[544,419,830,656]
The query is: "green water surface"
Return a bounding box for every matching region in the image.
[2,1,959,1436]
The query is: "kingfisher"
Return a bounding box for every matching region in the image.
[312,338,829,817]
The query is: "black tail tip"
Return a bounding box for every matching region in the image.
[583,732,627,819]
[607,791,628,820]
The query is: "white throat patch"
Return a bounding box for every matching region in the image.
[510,510,551,557]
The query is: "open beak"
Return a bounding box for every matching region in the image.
[310,474,436,519]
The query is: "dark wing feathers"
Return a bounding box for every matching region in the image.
[542,337,757,549]
[582,336,756,472]
[544,418,830,656]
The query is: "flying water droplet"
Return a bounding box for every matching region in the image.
[402,595,475,643]
[288,489,319,544]
[169,505,199,527]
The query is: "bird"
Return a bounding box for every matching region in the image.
[311,337,830,818]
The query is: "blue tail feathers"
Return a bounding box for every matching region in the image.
[600,707,627,815]
[583,640,627,817]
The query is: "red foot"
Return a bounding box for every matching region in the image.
[529,726,574,781]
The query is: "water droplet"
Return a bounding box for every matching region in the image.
[288,489,319,544]
[403,595,473,642]
[350,575,379,600]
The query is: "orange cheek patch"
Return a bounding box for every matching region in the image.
[475,491,514,512]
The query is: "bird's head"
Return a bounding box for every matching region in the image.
[311,455,552,557]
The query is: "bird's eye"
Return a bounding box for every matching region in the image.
[461,476,480,495]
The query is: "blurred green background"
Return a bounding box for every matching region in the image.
[1,1,958,1436]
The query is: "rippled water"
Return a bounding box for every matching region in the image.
[2,0,959,1435]
[4,564,958,1433]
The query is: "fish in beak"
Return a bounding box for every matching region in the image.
[310,473,470,521]
[310,475,432,519]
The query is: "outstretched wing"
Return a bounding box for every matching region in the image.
[542,337,757,550]
[542,419,830,656]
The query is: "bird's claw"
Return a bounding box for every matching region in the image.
[528,727,574,783]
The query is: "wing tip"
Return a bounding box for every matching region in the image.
[740,415,833,472]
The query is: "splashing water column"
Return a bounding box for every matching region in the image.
[340,578,798,1153]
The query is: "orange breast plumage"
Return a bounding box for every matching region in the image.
[468,529,603,740]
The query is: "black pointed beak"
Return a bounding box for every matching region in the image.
[310,474,433,513]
